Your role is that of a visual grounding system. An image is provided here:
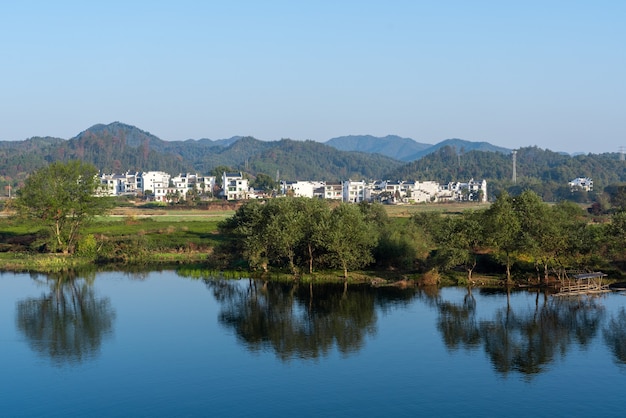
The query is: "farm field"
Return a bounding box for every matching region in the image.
[102,201,491,221]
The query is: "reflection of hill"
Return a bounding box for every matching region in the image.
[437,289,605,378]
[16,276,115,365]
[206,280,420,361]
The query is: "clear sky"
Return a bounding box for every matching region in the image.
[1,0,624,153]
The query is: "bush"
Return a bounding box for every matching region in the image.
[76,234,98,258]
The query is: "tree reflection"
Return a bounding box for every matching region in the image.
[481,296,604,377]
[437,287,481,350]
[16,274,115,365]
[438,289,605,378]
[603,308,626,366]
[206,279,383,361]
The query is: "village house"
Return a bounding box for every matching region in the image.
[281,181,325,198]
[222,172,249,200]
[343,180,370,203]
[569,177,593,192]
[323,183,343,200]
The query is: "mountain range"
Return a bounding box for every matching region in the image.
[1,122,625,200]
[325,135,511,161]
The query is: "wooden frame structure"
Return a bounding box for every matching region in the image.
[555,272,610,296]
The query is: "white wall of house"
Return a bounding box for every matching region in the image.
[282,181,325,198]
[343,180,369,203]
[324,183,343,200]
[139,171,171,201]
[222,172,248,200]
[569,177,593,192]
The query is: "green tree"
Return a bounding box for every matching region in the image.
[250,173,278,192]
[414,211,484,282]
[295,198,331,274]
[221,200,271,271]
[265,198,305,274]
[483,191,520,282]
[324,204,378,279]
[14,160,112,253]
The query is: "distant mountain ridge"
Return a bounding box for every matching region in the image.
[325,135,511,161]
[325,135,432,162]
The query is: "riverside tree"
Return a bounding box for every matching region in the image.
[14,160,112,253]
[218,198,381,277]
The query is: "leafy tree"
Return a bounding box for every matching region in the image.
[295,198,331,274]
[413,210,484,282]
[324,204,378,279]
[250,173,278,192]
[483,191,520,282]
[220,201,270,271]
[211,166,233,187]
[13,160,112,253]
[604,210,626,260]
[265,199,306,274]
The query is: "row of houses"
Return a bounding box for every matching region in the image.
[99,171,488,203]
[99,172,217,201]
[281,178,488,203]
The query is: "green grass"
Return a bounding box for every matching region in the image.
[86,217,224,250]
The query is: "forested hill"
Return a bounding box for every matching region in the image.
[247,139,403,181]
[384,145,626,199]
[0,122,403,185]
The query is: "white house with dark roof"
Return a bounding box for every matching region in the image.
[343,180,369,203]
[281,181,325,198]
[139,171,171,201]
[569,177,593,192]
[222,172,248,200]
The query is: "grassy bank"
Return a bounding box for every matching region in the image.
[0,201,487,278]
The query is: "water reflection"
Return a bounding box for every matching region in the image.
[15,273,115,366]
[437,287,481,350]
[603,308,626,366]
[205,279,383,361]
[437,287,606,378]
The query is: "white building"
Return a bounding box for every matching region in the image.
[343,180,369,203]
[222,172,249,200]
[99,172,140,196]
[171,173,217,199]
[324,183,343,200]
[408,181,441,203]
[139,171,171,201]
[281,181,325,198]
[569,177,593,192]
[440,179,487,202]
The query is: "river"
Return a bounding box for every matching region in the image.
[1,270,625,417]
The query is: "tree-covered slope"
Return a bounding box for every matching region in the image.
[0,123,404,187]
[248,139,403,181]
[385,145,626,199]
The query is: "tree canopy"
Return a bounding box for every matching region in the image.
[217,198,383,278]
[14,160,113,253]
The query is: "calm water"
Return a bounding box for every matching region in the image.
[1,270,626,417]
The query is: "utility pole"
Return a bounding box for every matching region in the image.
[512,150,517,184]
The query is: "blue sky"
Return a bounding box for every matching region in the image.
[1,0,624,153]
